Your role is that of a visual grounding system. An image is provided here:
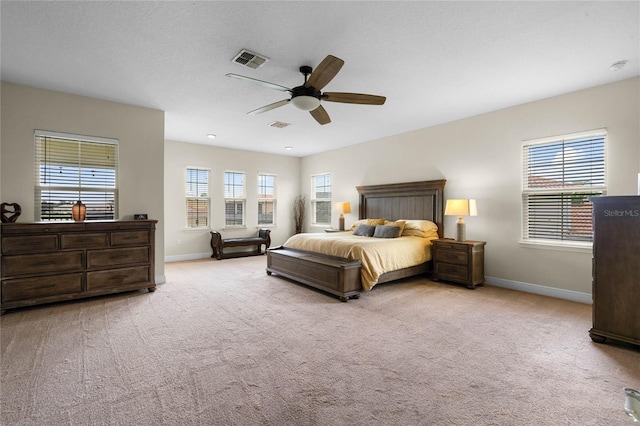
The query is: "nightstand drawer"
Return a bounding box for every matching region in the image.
[434,241,467,251]
[435,249,468,265]
[434,262,469,281]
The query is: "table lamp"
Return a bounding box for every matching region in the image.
[444,199,477,241]
[339,202,351,231]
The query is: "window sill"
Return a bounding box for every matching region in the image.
[183,227,211,232]
[519,240,592,253]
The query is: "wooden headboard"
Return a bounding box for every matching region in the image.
[355,179,446,239]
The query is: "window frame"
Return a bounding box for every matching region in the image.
[224,170,246,228]
[521,129,607,250]
[311,173,332,225]
[185,167,210,229]
[34,130,119,222]
[257,172,276,226]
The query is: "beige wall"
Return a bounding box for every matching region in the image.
[301,77,640,300]
[4,78,637,300]
[164,140,300,261]
[0,82,166,281]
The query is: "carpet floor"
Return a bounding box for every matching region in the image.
[1,256,639,425]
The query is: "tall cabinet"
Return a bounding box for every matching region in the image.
[589,196,640,347]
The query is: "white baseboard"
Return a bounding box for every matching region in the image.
[164,252,211,263]
[485,276,592,304]
[155,275,166,284]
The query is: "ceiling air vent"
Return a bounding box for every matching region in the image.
[232,49,269,69]
[269,121,290,128]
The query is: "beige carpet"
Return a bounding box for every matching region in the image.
[1,256,639,425]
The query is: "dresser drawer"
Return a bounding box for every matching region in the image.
[434,262,469,281]
[2,235,58,255]
[2,251,83,277]
[61,233,108,249]
[435,248,468,265]
[86,265,150,290]
[111,231,150,246]
[87,247,149,268]
[0,223,84,235]
[2,273,83,302]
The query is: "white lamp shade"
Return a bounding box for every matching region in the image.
[291,95,321,111]
[444,199,477,217]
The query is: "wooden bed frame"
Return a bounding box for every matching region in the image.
[266,179,446,301]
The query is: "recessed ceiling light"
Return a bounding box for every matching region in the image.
[285,146,293,151]
[609,60,628,71]
[207,134,216,139]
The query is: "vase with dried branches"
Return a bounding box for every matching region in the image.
[293,195,306,234]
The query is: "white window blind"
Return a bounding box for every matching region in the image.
[258,173,276,225]
[522,130,606,244]
[35,131,118,221]
[224,171,245,226]
[311,173,332,224]
[185,168,209,228]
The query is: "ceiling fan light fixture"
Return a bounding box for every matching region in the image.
[291,95,321,111]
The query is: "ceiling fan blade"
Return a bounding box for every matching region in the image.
[226,73,291,92]
[305,55,344,90]
[323,92,386,105]
[309,105,331,125]
[247,99,290,115]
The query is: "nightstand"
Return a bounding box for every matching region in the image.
[432,239,486,289]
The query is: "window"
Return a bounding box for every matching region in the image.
[258,173,276,225]
[35,130,118,221]
[224,171,246,226]
[522,129,606,246]
[185,168,209,228]
[311,173,332,225]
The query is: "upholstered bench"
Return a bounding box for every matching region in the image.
[210,228,271,260]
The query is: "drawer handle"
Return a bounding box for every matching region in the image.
[121,236,138,240]
[34,260,56,267]
[109,275,127,281]
[110,254,129,260]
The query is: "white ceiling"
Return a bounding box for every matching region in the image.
[1,1,638,157]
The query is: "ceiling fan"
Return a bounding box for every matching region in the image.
[226,55,386,125]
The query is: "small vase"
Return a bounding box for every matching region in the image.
[72,200,86,222]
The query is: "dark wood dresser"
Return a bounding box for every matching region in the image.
[432,239,486,289]
[589,196,640,347]
[1,220,156,314]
